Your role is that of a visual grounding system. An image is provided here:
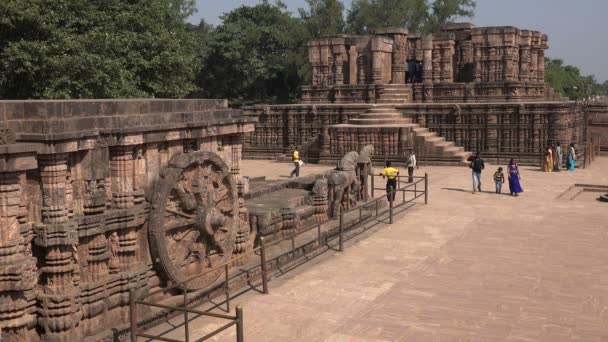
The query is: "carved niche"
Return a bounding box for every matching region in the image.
[148,151,239,290]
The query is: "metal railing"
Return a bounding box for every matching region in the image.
[130,291,243,342]
[583,137,601,168]
[129,173,429,341]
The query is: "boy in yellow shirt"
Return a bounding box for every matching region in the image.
[380,161,399,202]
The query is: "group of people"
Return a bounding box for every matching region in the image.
[379,150,417,201]
[469,152,523,196]
[405,59,423,83]
[544,142,576,172]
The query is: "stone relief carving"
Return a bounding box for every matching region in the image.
[0,128,16,145]
[148,151,238,290]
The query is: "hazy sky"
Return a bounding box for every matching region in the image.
[189,0,608,82]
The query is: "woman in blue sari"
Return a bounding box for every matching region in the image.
[567,143,576,171]
[508,158,523,196]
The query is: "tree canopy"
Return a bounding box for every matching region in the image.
[346,0,475,34]
[0,0,199,99]
[545,58,607,100]
[1,0,606,104]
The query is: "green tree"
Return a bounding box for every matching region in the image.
[346,0,475,34]
[425,0,476,31]
[298,0,345,37]
[0,0,199,99]
[545,58,604,100]
[196,1,307,105]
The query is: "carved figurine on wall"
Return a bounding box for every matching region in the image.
[356,145,375,201]
[327,150,361,218]
[108,231,120,273]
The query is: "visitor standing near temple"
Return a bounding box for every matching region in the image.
[468,152,485,193]
[543,145,553,172]
[554,142,563,171]
[493,167,505,194]
[380,161,399,202]
[409,59,418,83]
[549,144,555,171]
[406,149,416,183]
[415,60,423,82]
[567,143,576,171]
[290,146,300,177]
[507,158,523,196]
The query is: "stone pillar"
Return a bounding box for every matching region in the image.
[422,35,434,83]
[473,43,482,82]
[110,146,134,209]
[371,50,383,84]
[537,49,545,82]
[349,46,358,85]
[391,33,407,84]
[0,170,37,342]
[530,48,538,82]
[357,53,367,84]
[37,153,82,342]
[519,46,530,82]
[487,114,498,153]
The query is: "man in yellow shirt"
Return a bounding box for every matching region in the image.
[380,161,399,202]
[290,146,300,177]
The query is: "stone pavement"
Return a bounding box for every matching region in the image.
[144,157,608,342]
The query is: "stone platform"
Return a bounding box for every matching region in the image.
[143,157,608,341]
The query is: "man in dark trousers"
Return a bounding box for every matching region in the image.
[409,59,418,83]
[380,161,399,202]
[468,152,485,193]
[289,146,300,177]
[406,149,416,183]
[415,60,423,82]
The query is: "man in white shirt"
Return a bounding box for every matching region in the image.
[406,149,416,183]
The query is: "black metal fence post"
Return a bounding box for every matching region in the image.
[339,207,344,252]
[183,288,190,342]
[224,264,230,312]
[389,196,393,224]
[371,174,375,198]
[129,289,137,342]
[424,173,429,205]
[236,306,244,342]
[260,237,269,295]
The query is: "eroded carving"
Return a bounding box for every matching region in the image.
[149,151,238,290]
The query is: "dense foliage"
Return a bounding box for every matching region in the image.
[1,0,605,103]
[346,0,475,33]
[0,0,199,99]
[544,58,608,100]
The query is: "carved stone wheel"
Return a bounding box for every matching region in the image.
[149,151,238,291]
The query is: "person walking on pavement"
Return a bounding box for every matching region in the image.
[567,143,576,171]
[380,161,399,202]
[406,149,416,183]
[289,146,300,178]
[554,142,563,171]
[468,152,485,194]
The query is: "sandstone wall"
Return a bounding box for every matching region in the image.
[0,99,255,341]
[243,102,586,165]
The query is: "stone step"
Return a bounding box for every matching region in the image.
[413,127,429,134]
[348,118,415,126]
[378,94,410,99]
[367,107,400,112]
[358,113,408,120]
[443,146,464,154]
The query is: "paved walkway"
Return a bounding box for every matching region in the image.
[146,158,608,342]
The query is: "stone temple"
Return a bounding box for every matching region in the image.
[243,23,608,164]
[0,23,606,342]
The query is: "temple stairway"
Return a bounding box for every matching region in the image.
[331,104,471,164]
[376,84,413,104]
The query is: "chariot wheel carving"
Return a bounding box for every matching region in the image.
[149,151,238,290]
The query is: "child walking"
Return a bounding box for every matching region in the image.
[494,167,505,194]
